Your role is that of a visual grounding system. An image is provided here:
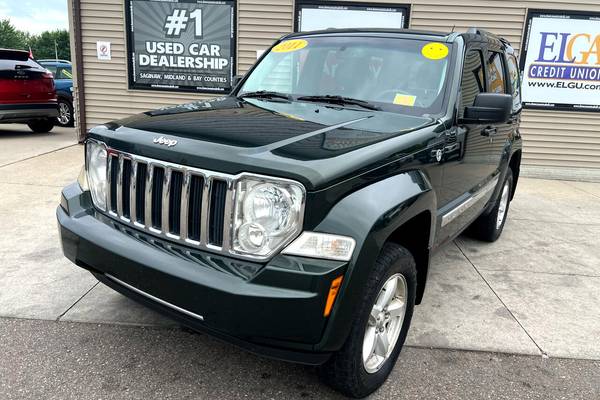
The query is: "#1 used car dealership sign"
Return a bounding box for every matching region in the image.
[125,0,235,93]
[521,10,600,111]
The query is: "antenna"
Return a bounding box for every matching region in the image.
[451,25,456,33]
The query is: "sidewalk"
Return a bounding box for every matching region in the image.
[1,126,599,362]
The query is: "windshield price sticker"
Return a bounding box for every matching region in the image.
[272,39,308,53]
[393,94,417,106]
[421,42,449,60]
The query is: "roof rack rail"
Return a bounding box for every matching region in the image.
[466,27,496,37]
[466,27,512,46]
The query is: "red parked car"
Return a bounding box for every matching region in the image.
[0,49,58,133]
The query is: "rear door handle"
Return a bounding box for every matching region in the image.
[481,127,497,137]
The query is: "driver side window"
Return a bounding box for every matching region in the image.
[459,49,485,118]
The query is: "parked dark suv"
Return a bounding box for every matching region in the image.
[0,49,58,133]
[57,28,522,398]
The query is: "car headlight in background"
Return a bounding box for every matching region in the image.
[85,140,108,211]
[232,177,305,258]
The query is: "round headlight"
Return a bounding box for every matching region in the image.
[233,177,305,257]
[86,141,108,211]
[243,183,295,236]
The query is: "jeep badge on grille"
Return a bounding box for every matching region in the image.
[153,136,178,147]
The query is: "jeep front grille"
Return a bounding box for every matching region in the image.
[105,149,233,252]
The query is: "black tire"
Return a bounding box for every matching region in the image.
[56,98,74,127]
[27,119,55,133]
[318,243,417,398]
[466,167,514,242]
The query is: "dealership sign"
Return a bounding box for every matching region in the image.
[520,10,600,111]
[125,0,236,93]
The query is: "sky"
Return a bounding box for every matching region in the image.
[0,0,69,34]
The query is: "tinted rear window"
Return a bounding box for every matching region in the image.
[0,58,42,72]
[0,49,29,61]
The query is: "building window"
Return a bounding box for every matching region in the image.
[295,1,409,32]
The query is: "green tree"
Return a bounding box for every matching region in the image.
[29,30,70,60]
[0,19,29,50]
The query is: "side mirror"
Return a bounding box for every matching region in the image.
[232,74,244,87]
[461,93,512,124]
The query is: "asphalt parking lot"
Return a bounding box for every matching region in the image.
[1,123,599,399]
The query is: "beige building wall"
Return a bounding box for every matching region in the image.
[73,0,600,179]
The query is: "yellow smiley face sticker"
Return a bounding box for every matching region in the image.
[422,42,449,60]
[272,39,308,53]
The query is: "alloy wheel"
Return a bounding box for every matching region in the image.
[58,102,71,125]
[496,180,510,229]
[362,273,407,374]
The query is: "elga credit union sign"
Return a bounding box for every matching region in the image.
[125,0,236,93]
[520,10,600,111]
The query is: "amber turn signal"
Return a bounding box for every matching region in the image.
[323,276,344,317]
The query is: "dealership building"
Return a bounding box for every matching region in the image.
[67,0,600,180]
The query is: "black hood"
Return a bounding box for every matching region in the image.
[91,97,438,190]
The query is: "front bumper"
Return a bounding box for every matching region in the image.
[0,103,58,122]
[57,183,347,364]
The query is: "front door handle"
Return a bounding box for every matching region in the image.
[481,126,497,137]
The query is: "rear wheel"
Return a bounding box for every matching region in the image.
[318,243,416,398]
[27,119,55,133]
[56,98,74,127]
[466,167,513,242]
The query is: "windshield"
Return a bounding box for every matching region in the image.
[239,36,451,116]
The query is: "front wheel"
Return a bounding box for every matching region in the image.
[318,243,417,398]
[27,119,55,133]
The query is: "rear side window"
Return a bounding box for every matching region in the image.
[57,67,72,79]
[459,49,485,117]
[506,54,522,110]
[486,51,506,94]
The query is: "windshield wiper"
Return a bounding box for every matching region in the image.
[297,95,380,111]
[238,91,292,101]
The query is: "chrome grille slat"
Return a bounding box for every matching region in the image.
[162,168,172,236]
[200,177,211,246]
[150,167,164,231]
[130,160,138,223]
[116,155,124,218]
[106,154,113,212]
[179,171,191,241]
[145,164,154,231]
[103,150,233,256]
[220,180,234,251]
